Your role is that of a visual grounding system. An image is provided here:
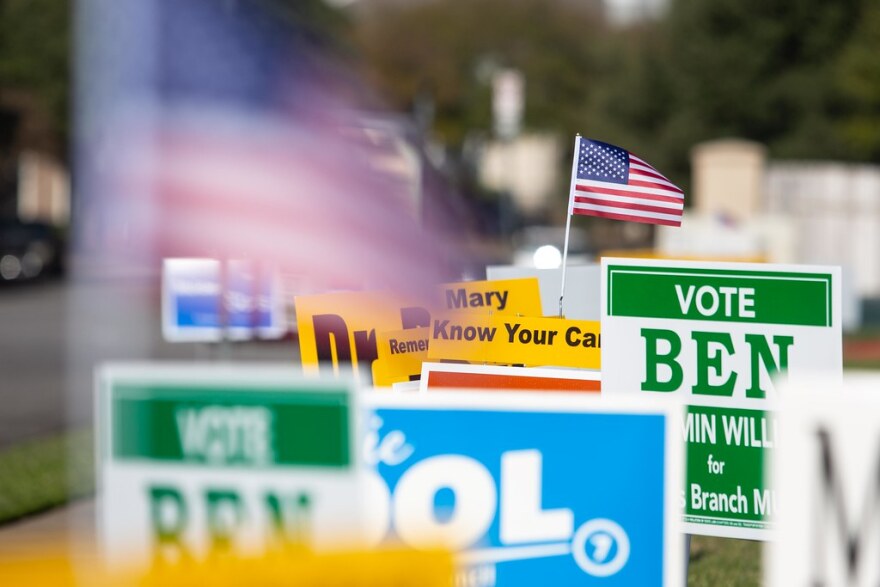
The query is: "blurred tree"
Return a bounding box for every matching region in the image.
[0,0,352,161]
[0,0,70,157]
[264,0,353,51]
[351,0,880,189]
[583,24,680,182]
[352,0,605,146]
[835,0,880,160]
[659,0,862,164]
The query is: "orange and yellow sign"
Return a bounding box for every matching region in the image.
[295,278,542,386]
[420,362,601,393]
[427,313,601,370]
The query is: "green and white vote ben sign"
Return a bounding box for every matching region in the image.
[600,258,841,540]
[97,364,362,566]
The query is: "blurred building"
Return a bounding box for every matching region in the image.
[349,0,652,27]
[766,163,880,302]
[691,139,766,223]
[601,0,668,25]
[654,138,880,329]
[0,91,69,227]
[478,134,562,218]
[0,91,69,281]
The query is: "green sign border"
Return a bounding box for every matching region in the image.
[106,379,353,470]
[607,265,833,327]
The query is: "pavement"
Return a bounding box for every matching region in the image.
[0,277,298,450]
[0,499,95,555]
[0,281,68,447]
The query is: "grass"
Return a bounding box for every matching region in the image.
[688,536,761,586]
[844,360,880,369]
[0,428,94,525]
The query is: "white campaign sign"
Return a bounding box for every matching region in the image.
[96,364,362,567]
[486,264,601,320]
[362,392,683,586]
[601,257,842,540]
[601,258,842,404]
[769,375,880,587]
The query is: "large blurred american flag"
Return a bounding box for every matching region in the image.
[76,0,464,297]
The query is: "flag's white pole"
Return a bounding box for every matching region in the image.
[558,134,581,317]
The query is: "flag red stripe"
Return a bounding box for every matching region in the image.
[629,163,670,183]
[575,184,683,204]
[629,179,684,194]
[572,208,682,227]
[574,196,683,215]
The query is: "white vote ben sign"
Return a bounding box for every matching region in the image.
[602,258,842,540]
[602,259,841,401]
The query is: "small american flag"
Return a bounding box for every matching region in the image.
[568,137,684,227]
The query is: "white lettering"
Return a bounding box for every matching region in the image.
[500,450,573,544]
[696,285,720,316]
[675,284,695,314]
[393,455,496,549]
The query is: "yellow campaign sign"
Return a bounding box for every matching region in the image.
[373,327,429,387]
[0,544,453,587]
[437,278,542,315]
[140,550,454,587]
[295,290,418,384]
[427,313,601,369]
[296,278,542,386]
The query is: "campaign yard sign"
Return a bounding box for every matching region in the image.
[426,313,601,370]
[601,258,842,540]
[96,364,361,567]
[296,278,541,386]
[769,376,880,587]
[373,327,430,387]
[419,362,601,394]
[162,258,286,342]
[363,393,682,587]
[486,264,602,320]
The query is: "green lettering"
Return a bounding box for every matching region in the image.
[266,491,312,547]
[691,331,737,396]
[206,489,243,553]
[148,485,191,564]
[745,334,794,398]
[641,328,683,392]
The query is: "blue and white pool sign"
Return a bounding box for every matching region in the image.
[162,258,286,342]
[363,393,683,587]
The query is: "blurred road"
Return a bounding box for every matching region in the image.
[0,279,299,450]
[0,282,68,447]
[0,498,94,555]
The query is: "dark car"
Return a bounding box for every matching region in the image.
[0,221,63,282]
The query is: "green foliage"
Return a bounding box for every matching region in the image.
[354,0,880,192]
[661,0,861,160]
[588,0,870,184]
[0,0,71,151]
[262,0,354,52]
[0,429,94,524]
[835,1,880,159]
[585,26,682,182]
[2,0,878,181]
[353,0,604,146]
